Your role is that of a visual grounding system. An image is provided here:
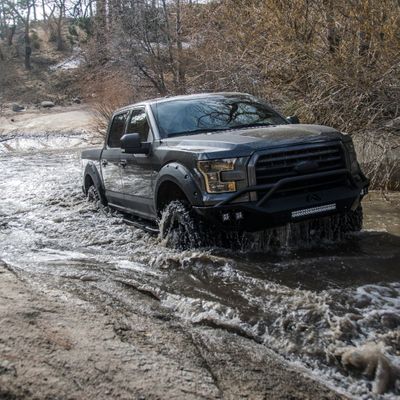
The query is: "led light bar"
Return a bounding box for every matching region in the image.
[291,203,336,218]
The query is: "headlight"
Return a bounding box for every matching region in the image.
[344,139,360,174]
[197,158,237,193]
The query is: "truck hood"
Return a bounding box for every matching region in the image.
[161,124,345,158]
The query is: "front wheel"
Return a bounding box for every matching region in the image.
[86,184,105,210]
[307,204,363,241]
[343,204,363,233]
[159,201,204,250]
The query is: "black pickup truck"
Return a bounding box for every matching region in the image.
[81,93,369,248]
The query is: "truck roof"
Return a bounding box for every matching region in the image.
[113,92,253,114]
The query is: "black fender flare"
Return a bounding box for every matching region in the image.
[83,162,107,203]
[154,162,203,211]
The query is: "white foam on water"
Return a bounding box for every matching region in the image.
[0,134,89,154]
[160,258,400,399]
[116,259,159,277]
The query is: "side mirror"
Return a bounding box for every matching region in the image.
[121,133,150,154]
[287,115,300,124]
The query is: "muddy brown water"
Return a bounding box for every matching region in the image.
[1,134,399,399]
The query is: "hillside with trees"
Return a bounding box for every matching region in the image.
[1,0,399,188]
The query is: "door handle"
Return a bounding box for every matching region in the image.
[101,160,108,167]
[119,159,127,168]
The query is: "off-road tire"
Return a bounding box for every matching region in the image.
[343,204,363,233]
[307,204,363,241]
[87,185,104,210]
[159,201,204,250]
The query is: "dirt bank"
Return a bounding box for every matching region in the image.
[0,263,343,399]
[0,105,95,136]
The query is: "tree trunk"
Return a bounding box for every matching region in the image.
[175,0,186,94]
[7,25,16,46]
[161,0,178,90]
[95,0,107,59]
[0,3,5,38]
[358,31,370,57]
[56,4,64,51]
[24,22,32,69]
[24,6,32,70]
[325,0,340,53]
[42,0,47,21]
[33,0,37,21]
[107,0,113,30]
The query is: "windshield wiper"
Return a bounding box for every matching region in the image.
[231,123,274,129]
[167,127,231,137]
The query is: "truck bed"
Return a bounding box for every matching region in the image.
[81,148,102,161]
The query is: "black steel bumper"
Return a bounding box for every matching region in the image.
[193,169,369,231]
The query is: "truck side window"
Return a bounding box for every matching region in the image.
[127,109,150,142]
[108,112,128,148]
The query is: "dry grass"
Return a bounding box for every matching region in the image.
[184,0,400,189]
[84,70,138,137]
[81,0,400,190]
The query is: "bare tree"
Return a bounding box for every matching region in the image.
[82,0,399,189]
[52,0,66,50]
[324,0,340,53]
[106,0,189,95]
[4,0,34,69]
[32,0,36,20]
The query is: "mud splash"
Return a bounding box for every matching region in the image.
[1,134,399,398]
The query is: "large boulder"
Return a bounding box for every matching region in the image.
[11,103,24,112]
[41,101,55,108]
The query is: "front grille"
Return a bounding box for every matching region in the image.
[254,143,347,198]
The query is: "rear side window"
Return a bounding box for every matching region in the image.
[108,112,128,148]
[126,109,150,142]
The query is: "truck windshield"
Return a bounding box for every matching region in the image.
[151,95,288,138]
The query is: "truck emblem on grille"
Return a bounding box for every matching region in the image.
[294,160,319,174]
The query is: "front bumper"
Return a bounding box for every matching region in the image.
[193,169,369,231]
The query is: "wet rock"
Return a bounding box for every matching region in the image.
[333,316,359,341]
[11,103,24,112]
[153,255,181,269]
[347,313,363,321]
[0,221,8,229]
[0,360,17,376]
[353,294,371,308]
[182,253,229,269]
[41,101,55,108]
[381,313,400,329]
[338,343,400,394]
[80,275,99,282]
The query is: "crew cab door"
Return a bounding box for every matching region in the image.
[120,108,157,219]
[101,111,128,207]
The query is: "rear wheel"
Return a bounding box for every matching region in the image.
[159,200,204,250]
